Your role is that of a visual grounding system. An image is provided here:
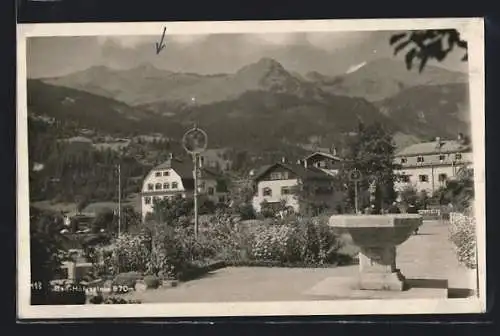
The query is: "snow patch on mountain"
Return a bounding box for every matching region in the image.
[345,61,367,74]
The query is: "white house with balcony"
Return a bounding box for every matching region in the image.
[394,134,473,196]
[140,154,228,220]
[251,156,343,214]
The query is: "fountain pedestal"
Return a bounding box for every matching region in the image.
[329,214,422,291]
[303,214,449,299]
[356,245,405,291]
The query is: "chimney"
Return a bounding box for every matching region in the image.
[304,160,308,169]
[168,153,174,160]
[331,146,337,156]
[296,159,302,165]
[281,156,287,164]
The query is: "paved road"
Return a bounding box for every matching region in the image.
[122,220,476,303]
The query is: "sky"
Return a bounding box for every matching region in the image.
[27,31,468,78]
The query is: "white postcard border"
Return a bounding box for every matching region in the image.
[16,18,486,319]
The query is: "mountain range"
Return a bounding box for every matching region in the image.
[30,56,471,151]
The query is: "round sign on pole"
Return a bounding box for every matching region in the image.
[349,169,362,182]
[182,125,208,155]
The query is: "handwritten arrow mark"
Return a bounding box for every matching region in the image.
[155,27,167,54]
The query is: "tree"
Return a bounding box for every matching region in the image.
[147,195,195,227]
[434,167,474,213]
[30,207,67,300]
[91,209,115,233]
[121,205,142,233]
[345,122,398,213]
[390,29,468,73]
[399,185,418,208]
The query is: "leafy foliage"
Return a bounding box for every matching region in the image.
[390,30,468,73]
[433,167,474,212]
[449,211,476,269]
[251,217,343,264]
[28,115,150,203]
[344,122,398,212]
[30,207,67,291]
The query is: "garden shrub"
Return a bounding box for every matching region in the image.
[250,217,345,265]
[103,297,142,304]
[204,211,255,261]
[112,234,151,274]
[89,295,142,304]
[113,271,143,289]
[251,223,302,263]
[89,294,104,304]
[449,208,477,269]
[143,275,160,289]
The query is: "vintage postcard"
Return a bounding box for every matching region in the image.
[17,18,486,319]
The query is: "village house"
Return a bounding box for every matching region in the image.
[140,154,229,220]
[393,134,473,196]
[199,148,232,172]
[251,155,344,214]
[303,149,343,176]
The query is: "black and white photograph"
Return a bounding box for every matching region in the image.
[16,19,486,318]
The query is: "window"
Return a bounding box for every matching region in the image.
[438,173,447,182]
[270,172,281,180]
[155,183,162,190]
[263,187,272,196]
[417,156,425,163]
[147,183,154,191]
[163,171,169,176]
[155,172,161,177]
[163,183,169,189]
[455,153,462,160]
[153,196,159,203]
[269,172,289,180]
[419,175,429,182]
[281,186,292,195]
[171,182,178,189]
[401,175,410,183]
[208,187,215,195]
[439,154,446,161]
[400,157,407,164]
[145,197,151,204]
[219,196,226,203]
[199,182,206,190]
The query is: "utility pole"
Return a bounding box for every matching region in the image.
[354,180,359,215]
[117,163,121,237]
[193,154,199,240]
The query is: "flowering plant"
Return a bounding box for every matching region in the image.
[449,209,477,269]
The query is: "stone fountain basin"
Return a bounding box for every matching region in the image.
[327,214,423,291]
[329,214,423,246]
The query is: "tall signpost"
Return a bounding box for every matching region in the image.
[349,168,362,215]
[117,163,121,237]
[182,124,208,240]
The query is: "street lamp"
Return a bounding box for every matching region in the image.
[182,124,208,240]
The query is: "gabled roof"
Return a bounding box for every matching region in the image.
[304,151,343,162]
[252,162,334,182]
[395,140,471,157]
[151,158,222,180]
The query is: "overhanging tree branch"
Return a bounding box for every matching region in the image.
[390,29,468,73]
